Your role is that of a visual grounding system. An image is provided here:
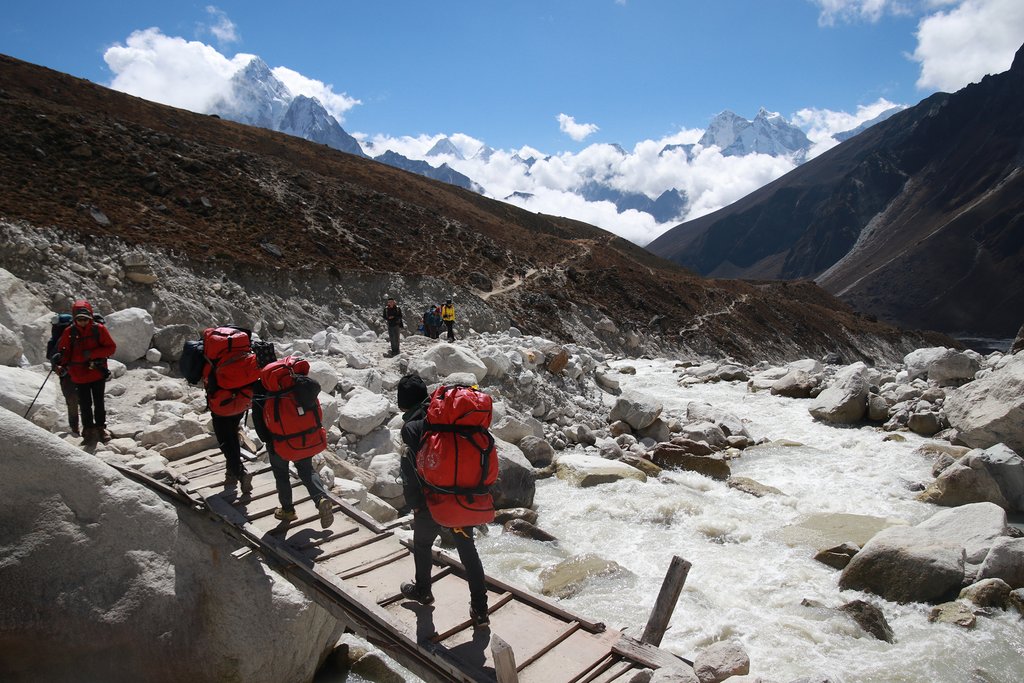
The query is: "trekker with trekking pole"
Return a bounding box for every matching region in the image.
[53,300,116,445]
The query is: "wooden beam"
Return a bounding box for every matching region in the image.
[492,635,519,683]
[640,555,690,647]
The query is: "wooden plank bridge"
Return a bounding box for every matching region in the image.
[113,448,692,683]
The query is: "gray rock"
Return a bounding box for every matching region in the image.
[556,452,647,487]
[0,406,342,682]
[152,324,194,362]
[977,537,1024,588]
[609,390,663,430]
[105,307,156,363]
[808,362,871,424]
[0,323,23,366]
[928,602,976,628]
[918,445,1024,512]
[840,599,895,643]
[959,578,1012,608]
[649,444,730,480]
[420,343,487,382]
[493,438,536,509]
[0,366,58,429]
[539,553,631,599]
[692,640,750,683]
[905,347,981,386]
[944,353,1024,453]
[337,387,390,436]
[518,435,555,466]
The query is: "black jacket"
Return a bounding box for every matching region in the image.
[384,305,404,327]
[400,400,429,510]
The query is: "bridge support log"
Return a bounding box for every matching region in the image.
[491,635,519,683]
[640,555,691,647]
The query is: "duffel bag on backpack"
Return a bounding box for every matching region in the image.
[416,384,498,528]
[179,339,206,385]
[261,356,327,461]
[202,326,258,415]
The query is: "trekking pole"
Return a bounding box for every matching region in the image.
[24,368,54,419]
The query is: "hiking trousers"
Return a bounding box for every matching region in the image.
[412,510,488,612]
[268,449,327,511]
[444,320,455,342]
[388,324,401,355]
[74,379,105,429]
[59,373,80,431]
[211,412,246,477]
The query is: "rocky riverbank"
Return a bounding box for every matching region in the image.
[1,251,1022,680]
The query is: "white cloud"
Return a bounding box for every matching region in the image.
[792,98,905,157]
[271,66,360,122]
[912,0,1024,91]
[203,6,239,44]
[812,0,906,25]
[557,113,600,141]
[103,28,252,113]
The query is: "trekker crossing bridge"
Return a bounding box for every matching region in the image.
[113,447,693,683]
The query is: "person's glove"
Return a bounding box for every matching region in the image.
[49,352,61,364]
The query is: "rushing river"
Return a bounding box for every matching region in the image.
[476,358,1024,683]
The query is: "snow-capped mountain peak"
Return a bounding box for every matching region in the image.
[425,137,464,160]
[698,108,809,158]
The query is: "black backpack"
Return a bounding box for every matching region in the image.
[179,340,206,385]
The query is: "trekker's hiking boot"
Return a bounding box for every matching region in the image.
[239,470,254,494]
[274,507,298,522]
[317,498,335,529]
[470,606,490,627]
[400,582,434,605]
[81,426,99,445]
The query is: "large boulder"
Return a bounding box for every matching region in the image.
[839,503,1007,603]
[337,387,390,436]
[152,324,195,363]
[0,323,23,366]
[808,362,871,424]
[609,391,663,430]
[838,525,965,603]
[555,452,647,487]
[917,444,1024,512]
[307,360,339,394]
[0,268,50,347]
[944,353,1024,453]
[0,406,342,682]
[492,437,536,509]
[977,537,1024,588]
[648,443,730,480]
[0,365,59,429]
[478,346,512,379]
[420,344,487,383]
[105,307,156,363]
[904,347,981,386]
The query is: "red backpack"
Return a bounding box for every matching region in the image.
[261,356,327,461]
[202,326,258,416]
[417,385,498,528]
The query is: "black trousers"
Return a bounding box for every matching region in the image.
[269,450,327,510]
[444,320,455,341]
[60,374,80,430]
[388,325,401,354]
[412,510,487,612]
[74,379,105,429]
[211,412,246,477]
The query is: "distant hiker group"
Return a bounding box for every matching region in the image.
[382,295,458,355]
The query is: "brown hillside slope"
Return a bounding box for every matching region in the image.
[0,54,947,362]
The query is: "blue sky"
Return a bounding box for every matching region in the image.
[4,1,1023,243]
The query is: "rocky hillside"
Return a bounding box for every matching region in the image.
[648,43,1024,339]
[0,54,948,363]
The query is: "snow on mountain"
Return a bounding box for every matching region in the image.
[425,137,464,160]
[210,57,292,130]
[279,95,366,157]
[698,108,811,158]
[834,106,904,142]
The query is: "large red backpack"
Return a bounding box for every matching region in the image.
[202,326,257,416]
[261,356,327,461]
[416,385,498,528]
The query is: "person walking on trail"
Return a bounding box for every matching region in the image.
[441,298,456,342]
[250,341,334,528]
[53,300,116,445]
[396,374,490,627]
[384,297,404,356]
[47,313,81,436]
[202,326,260,493]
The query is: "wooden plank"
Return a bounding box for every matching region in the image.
[340,553,419,605]
[515,622,580,672]
[317,535,405,575]
[492,635,519,683]
[519,633,620,683]
[204,495,475,683]
[286,523,361,552]
[441,598,570,669]
[338,548,409,580]
[586,661,635,683]
[432,592,515,643]
[311,530,394,564]
[640,556,690,647]
[612,636,691,669]
[414,540,607,634]
[379,569,486,642]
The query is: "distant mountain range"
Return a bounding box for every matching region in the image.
[208,57,895,231]
[647,43,1024,338]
